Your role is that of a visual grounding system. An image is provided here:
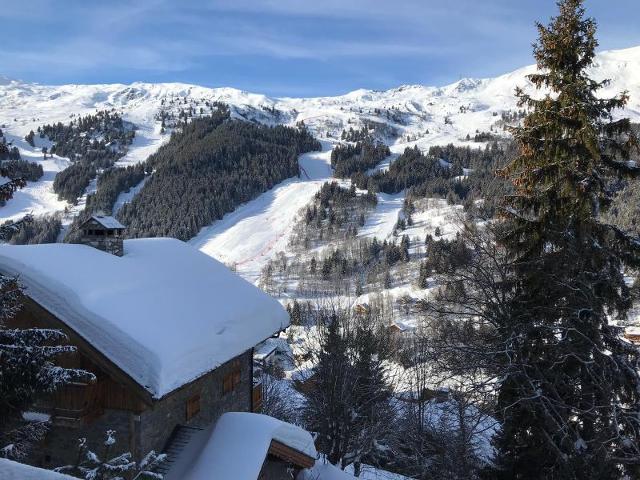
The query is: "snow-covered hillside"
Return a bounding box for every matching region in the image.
[1,45,639,269]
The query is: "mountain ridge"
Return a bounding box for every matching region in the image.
[3,44,640,100]
[0,44,638,229]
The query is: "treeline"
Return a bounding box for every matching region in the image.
[341,126,373,142]
[118,107,321,240]
[0,129,21,161]
[2,215,61,245]
[53,163,96,204]
[331,140,390,178]
[63,164,149,243]
[32,110,136,203]
[352,142,515,217]
[290,182,377,248]
[358,146,451,193]
[0,131,32,206]
[31,110,134,160]
[417,233,472,288]
[1,160,43,182]
[467,131,501,142]
[86,163,147,215]
[261,234,411,297]
[315,236,410,281]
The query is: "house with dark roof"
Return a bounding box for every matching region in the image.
[0,218,289,470]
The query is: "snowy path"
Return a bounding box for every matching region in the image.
[190,141,333,283]
[358,192,405,240]
[366,152,400,175]
[115,123,166,167]
[113,176,150,214]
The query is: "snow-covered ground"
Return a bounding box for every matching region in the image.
[358,192,405,241]
[189,141,334,282]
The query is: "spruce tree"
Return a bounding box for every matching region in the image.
[303,313,352,466]
[490,1,640,478]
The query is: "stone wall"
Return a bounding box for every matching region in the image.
[29,349,253,468]
[31,409,134,469]
[79,235,124,256]
[137,349,253,456]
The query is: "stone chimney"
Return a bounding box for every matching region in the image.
[79,215,126,257]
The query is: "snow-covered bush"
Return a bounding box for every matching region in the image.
[55,430,167,480]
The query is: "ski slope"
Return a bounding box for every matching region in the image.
[189,141,333,282]
[358,192,405,241]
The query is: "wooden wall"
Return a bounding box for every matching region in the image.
[11,296,148,421]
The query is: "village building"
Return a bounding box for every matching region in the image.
[624,326,640,345]
[0,218,290,471]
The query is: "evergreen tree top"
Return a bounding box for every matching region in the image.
[501,0,639,261]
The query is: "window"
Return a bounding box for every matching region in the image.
[223,365,242,395]
[186,393,200,421]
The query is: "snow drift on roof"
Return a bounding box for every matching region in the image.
[0,238,289,398]
[182,412,317,480]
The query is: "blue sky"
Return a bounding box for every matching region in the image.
[2,0,639,96]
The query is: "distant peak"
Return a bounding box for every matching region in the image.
[390,84,426,92]
[0,74,17,85]
[450,77,482,92]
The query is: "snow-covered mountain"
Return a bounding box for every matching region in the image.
[0,45,639,274]
[2,45,639,149]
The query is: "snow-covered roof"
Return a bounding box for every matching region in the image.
[0,238,289,398]
[180,413,317,480]
[85,214,125,229]
[254,337,284,362]
[0,459,75,480]
[297,462,355,480]
[626,326,640,336]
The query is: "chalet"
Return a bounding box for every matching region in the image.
[254,338,287,369]
[0,218,289,470]
[79,214,126,256]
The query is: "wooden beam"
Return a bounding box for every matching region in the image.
[268,440,315,469]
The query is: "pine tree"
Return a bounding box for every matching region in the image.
[289,299,302,326]
[55,430,166,479]
[489,1,640,478]
[417,261,429,289]
[304,312,353,466]
[348,323,393,475]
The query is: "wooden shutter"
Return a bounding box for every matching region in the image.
[186,393,200,420]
